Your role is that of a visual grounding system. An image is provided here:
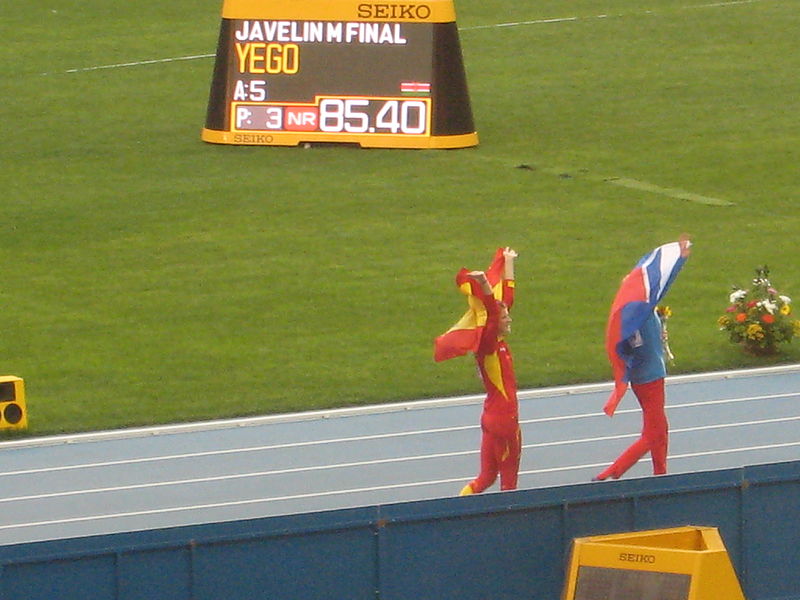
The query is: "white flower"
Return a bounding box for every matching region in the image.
[759,300,778,314]
[729,289,747,303]
[780,295,792,304]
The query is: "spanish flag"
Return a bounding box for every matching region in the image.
[434,248,506,362]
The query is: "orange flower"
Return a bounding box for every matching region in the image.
[762,314,775,324]
[736,313,747,323]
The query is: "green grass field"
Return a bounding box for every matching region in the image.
[2,0,799,435]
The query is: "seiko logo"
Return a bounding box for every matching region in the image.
[619,552,656,564]
[357,3,432,20]
[233,134,274,144]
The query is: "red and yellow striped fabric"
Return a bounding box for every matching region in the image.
[434,248,506,362]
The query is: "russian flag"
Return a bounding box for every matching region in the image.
[604,242,687,416]
[434,248,506,362]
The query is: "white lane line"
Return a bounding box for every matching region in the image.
[521,439,800,476]
[529,391,800,426]
[2,438,797,533]
[0,476,476,532]
[3,364,796,451]
[0,448,473,506]
[1,389,797,479]
[529,414,800,451]
[2,414,798,507]
[0,425,474,478]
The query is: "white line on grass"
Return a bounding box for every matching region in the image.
[514,163,734,207]
[460,0,772,31]
[42,53,215,76]
[44,0,773,75]
[601,177,733,206]
[463,16,581,31]
[689,0,766,7]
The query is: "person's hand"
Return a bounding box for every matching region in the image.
[679,234,692,258]
[467,270,492,294]
[502,247,518,281]
[467,270,489,284]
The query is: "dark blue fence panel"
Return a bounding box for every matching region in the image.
[3,554,117,600]
[379,496,564,600]
[0,461,799,600]
[562,497,634,546]
[742,462,800,600]
[118,548,192,600]
[193,525,378,600]
[636,488,743,593]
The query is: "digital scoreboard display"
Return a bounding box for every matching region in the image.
[574,566,691,600]
[202,0,478,148]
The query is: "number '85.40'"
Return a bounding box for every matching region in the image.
[318,99,427,134]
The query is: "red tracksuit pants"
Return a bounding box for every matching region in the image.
[600,378,668,479]
[469,412,522,493]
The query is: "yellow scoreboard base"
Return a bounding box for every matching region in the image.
[0,376,27,431]
[562,526,746,600]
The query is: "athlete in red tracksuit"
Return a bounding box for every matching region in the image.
[594,315,670,480]
[460,249,521,495]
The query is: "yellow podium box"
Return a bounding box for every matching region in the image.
[0,376,27,431]
[562,526,745,600]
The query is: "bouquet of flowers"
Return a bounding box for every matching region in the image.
[718,266,800,355]
[656,305,675,364]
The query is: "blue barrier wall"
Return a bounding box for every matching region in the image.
[1,460,798,600]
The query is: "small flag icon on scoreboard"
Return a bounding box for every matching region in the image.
[400,81,431,95]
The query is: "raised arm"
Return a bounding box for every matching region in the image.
[502,247,517,309]
[679,234,692,258]
[467,270,493,297]
[468,270,500,354]
[503,247,517,280]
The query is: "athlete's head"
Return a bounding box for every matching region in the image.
[498,301,512,336]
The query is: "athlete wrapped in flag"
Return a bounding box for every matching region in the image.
[434,248,509,362]
[595,235,692,481]
[435,247,521,494]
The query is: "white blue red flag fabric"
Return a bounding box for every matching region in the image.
[604,242,687,416]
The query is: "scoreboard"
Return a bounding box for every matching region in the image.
[201,0,478,148]
[561,527,746,600]
[573,565,691,600]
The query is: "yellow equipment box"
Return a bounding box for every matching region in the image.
[562,526,745,600]
[0,376,28,431]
